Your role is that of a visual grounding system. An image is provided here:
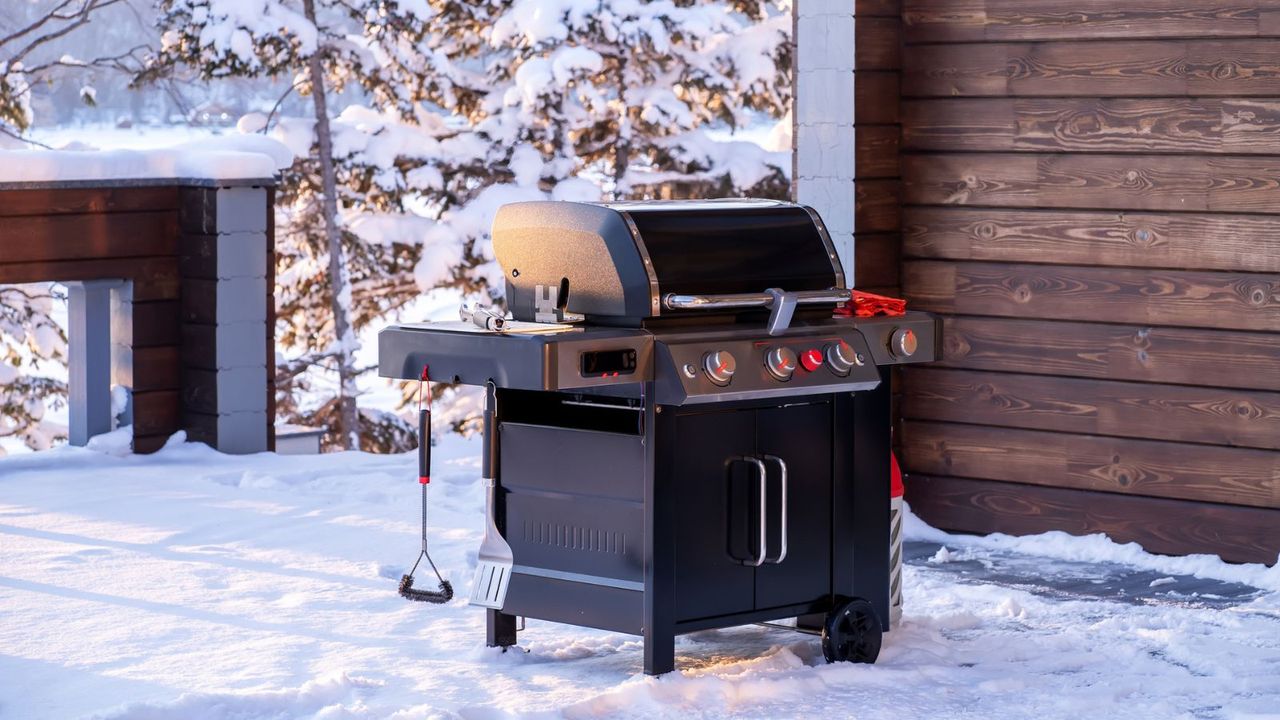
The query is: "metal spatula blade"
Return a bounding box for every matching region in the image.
[469,477,513,609]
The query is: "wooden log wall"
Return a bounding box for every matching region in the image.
[0,183,275,455]
[854,0,906,292]
[0,187,183,453]
[894,0,1280,564]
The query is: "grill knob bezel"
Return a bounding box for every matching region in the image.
[765,346,798,381]
[891,328,918,358]
[826,340,859,376]
[703,350,737,386]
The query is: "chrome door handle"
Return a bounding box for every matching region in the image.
[743,456,768,567]
[762,455,788,564]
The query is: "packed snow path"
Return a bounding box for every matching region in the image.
[2,434,1278,719]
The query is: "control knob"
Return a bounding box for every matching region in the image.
[765,346,798,381]
[826,340,861,376]
[800,348,824,372]
[703,350,736,385]
[890,328,918,358]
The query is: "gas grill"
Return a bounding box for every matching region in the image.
[379,199,938,674]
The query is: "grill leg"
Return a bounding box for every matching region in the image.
[850,368,892,629]
[487,609,518,648]
[643,627,675,676]
[643,384,676,676]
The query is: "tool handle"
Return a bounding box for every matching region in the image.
[482,383,497,479]
[418,407,431,484]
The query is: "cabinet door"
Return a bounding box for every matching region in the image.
[754,401,833,610]
[673,409,759,621]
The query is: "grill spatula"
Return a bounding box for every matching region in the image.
[470,382,514,609]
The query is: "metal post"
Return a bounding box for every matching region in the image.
[643,384,676,675]
[484,385,519,648]
[66,280,120,445]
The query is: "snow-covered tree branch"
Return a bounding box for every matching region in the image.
[0,284,68,456]
[142,0,792,451]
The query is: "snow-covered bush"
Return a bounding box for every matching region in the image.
[0,284,68,455]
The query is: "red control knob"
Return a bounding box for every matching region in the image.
[800,348,823,372]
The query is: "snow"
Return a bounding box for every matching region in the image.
[2,437,1278,719]
[0,135,293,183]
[550,46,604,85]
[905,510,1280,593]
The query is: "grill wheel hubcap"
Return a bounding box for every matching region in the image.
[821,598,883,664]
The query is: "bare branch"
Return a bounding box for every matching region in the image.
[0,124,53,149]
[6,0,126,67]
[0,0,82,50]
[21,43,148,76]
[263,79,305,133]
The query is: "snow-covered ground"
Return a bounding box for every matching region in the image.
[2,434,1278,719]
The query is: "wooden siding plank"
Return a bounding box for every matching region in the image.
[0,256,180,300]
[903,40,1280,97]
[904,260,1280,331]
[854,232,901,287]
[0,212,177,264]
[905,474,1280,564]
[901,368,1280,450]
[857,0,902,16]
[903,153,1280,213]
[132,434,170,454]
[0,187,181,217]
[130,301,181,348]
[903,207,1280,273]
[856,125,901,179]
[932,316,1280,392]
[902,98,1280,154]
[902,420,1280,508]
[904,1,1280,42]
[856,16,902,70]
[856,179,901,232]
[130,346,181,392]
[131,389,181,437]
[855,72,900,124]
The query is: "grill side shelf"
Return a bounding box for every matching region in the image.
[843,312,941,366]
[377,324,654,391]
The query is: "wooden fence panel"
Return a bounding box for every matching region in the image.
[899,2,1280,562]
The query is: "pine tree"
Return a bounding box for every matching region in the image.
[1,1,130,452]
[362,0,795,307]
[142,0,454,450]
[0,285,68,455]
[144,0,793,450]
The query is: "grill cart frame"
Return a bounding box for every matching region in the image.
[378,200,937,675]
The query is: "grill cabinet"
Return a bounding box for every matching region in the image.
[379,199,939,674]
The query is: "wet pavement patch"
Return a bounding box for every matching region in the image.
[905,541,1266,610]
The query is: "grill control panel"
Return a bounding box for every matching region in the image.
[655,327,882,404]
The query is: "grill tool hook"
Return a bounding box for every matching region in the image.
[399,366,454,604]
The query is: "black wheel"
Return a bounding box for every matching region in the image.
[821,598,883,664]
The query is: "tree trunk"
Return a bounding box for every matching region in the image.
[302,0,359,450]
[613,62,630,199]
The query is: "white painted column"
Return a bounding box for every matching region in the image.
[66,279,121,445]
[794,0,857,281]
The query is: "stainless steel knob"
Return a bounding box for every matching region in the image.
[703,350,736,385]
[890,327,918,358]
[765,346,798,381]
[826,340,859,376]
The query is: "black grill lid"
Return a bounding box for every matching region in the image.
[492,199,845,325]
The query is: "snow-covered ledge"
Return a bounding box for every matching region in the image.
[0,136,291,454]
[0,135,289,189]
[793,0,856,277]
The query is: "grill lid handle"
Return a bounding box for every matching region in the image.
[662,287,850,335]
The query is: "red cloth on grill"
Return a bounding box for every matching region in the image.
[835,290,907,318]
